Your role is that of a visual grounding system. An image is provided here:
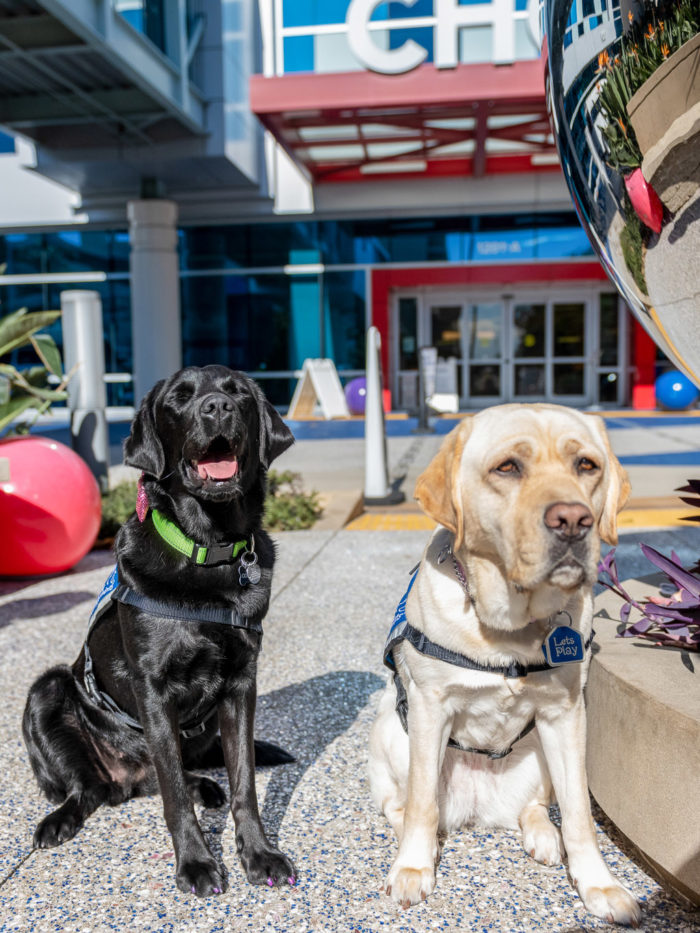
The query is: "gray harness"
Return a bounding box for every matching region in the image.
[383,565,593,759]
[83,566,261,740]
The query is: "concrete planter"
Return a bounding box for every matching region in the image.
[627,34,700,212]
[587,576,700,905]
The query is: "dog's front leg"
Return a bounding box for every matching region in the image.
[536,697,640,926]
[135,691,226,897]
[385,684,451,908]
[219,682,296,887]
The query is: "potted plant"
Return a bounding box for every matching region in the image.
[596,0,700,222]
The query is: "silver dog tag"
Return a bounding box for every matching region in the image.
[239,550,261,585]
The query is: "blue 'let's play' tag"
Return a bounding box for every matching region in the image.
[543,626,585,666]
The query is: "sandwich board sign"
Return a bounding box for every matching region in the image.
[288,359,350,419]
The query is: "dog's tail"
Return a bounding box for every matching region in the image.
[192,736,295,769]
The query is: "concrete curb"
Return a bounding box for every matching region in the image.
[587,577,700,905]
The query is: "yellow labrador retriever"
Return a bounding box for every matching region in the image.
[368,403,640,926]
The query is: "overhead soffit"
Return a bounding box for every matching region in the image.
[0,0,199,150]
[250,60,559,182]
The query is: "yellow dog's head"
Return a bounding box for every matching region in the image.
[415,404,630,593]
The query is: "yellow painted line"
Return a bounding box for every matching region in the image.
[347,508,694,531]
[617,508,693,528]
[345,513,436,531]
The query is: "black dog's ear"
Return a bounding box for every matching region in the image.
[259,398,294,468]
[123,380,167,477]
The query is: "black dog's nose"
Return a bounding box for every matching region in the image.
[199,392,234,419]
[544,502,593,538]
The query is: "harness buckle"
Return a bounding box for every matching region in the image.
[180,721,207,739]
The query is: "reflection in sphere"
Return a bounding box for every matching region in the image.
[543,0,700,383]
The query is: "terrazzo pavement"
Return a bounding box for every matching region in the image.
[1,529,699,932]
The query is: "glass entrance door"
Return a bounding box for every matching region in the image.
[509,299,589,404]
[393,290,606,410]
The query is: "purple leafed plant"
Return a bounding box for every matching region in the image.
[597,481,700,652]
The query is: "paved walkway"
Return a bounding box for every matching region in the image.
[1,412,699,931]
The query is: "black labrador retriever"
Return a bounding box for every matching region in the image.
[23,365,296,896]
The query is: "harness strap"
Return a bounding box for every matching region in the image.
[396,621,561,678]
[393,670,536,759]
[116,584,262,632]
[81,566,261,740]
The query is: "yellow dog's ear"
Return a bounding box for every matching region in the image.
[584,414,631,546]
[414,417,474,551]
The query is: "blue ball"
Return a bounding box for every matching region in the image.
[655,370,700,410]
[344,376,367,415]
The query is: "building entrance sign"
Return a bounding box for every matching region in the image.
[346,0,540,74]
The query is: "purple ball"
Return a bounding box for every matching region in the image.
[344,377,367,415]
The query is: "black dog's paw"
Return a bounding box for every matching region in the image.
[176,858,228,897]
[33,801,83,849]
[253,740,295,767]
[187,774,227,809]
[242,847,297,888]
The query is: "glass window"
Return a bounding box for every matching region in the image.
[389,27,433,62]
[459,26,493,64]
[554,363,584,394]
[512,304,545,357]
[515,364,545,396]
[467,303,502,359]
[282,0,349,29]
[553,303,585,357]
[181,272,322,394]
[398,297,418,370]
[470,365,500,397]
[599,292,618,366]
[323,270,365,369]
[431,306,462,358]
[598,371,619,403]
[283,35,315,73]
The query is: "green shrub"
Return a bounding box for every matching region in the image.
[99,470,322,540]
[264,469,323,531]
[99,480,138,540]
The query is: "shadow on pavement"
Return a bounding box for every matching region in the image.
[198,670,383,858]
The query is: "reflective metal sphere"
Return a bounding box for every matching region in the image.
[543,0,700,383]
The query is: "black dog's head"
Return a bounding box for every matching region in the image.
[124,366,294,503]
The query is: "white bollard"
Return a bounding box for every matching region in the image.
[61,290,109,492]
[364,326,404,505]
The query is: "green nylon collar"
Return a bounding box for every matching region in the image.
[151,509,248,566]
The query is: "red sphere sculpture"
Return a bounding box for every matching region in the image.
[0,436,102,576]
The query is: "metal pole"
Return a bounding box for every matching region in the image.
[61,290,109,492]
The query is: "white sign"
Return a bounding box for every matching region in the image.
[346,0,540,74]
[288,359,351,420]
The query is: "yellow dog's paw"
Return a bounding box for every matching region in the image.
[579,884,641,927]
[385,862,435,908]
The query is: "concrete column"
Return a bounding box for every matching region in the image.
[128,199,181,402]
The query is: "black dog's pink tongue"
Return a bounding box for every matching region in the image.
[196,457,238,480]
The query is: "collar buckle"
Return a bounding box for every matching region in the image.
[195,542,235,566]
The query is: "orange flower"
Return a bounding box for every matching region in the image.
[617,117,628,137]
[659,20,665,32]
[597,49,610,70]
[628,10,634,22]
[647,23,655,38]
[661,42,670,57]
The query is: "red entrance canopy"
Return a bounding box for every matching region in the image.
[250,59,558,182]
